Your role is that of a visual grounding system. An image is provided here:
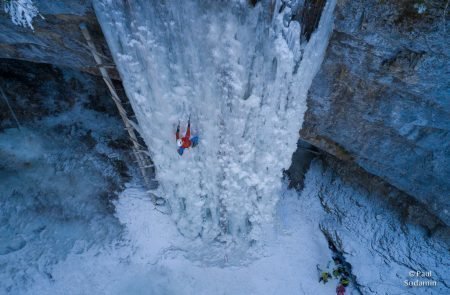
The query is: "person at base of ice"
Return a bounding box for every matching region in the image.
[176,117,199,156]
[333,266,347,278]
[319,271,332,284]
[336,284,346,295]
[340,277,350,287]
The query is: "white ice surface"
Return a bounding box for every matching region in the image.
[25,182,338,295]
[93,0,337,241]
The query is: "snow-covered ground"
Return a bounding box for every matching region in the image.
[23,182,333,295]
[0,126,122,292]
[3,157,447,294]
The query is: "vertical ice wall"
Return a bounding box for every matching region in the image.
[94,0,336,242]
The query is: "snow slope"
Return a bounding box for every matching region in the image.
[93,0,336,242]
[14,160,447,294]
[24,181,338,295]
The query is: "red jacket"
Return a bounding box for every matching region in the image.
[176,124,191,148]
[336,285,345,295]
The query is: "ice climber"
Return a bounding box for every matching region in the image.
[340,277,350,287]
[176,117,199,156]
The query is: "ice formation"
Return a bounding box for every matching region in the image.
[94,0,336,242]
[3,0,39,30]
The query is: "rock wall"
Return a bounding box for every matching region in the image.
[0,0,117,78]
[301,0,450,225]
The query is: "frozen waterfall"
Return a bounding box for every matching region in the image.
[94,0,336,242]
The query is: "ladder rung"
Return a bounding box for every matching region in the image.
[80,23,156,192]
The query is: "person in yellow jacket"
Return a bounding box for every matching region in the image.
[319,271,332,284]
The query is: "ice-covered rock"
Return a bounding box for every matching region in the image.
[93,0,336,241]
[300,160,450,294]
[0,0,118,78]
[0,59,132,293]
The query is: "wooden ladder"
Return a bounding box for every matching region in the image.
[80,23,159,203]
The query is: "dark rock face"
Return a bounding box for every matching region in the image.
[301,0,450,225]
[0,0,118,78]
[285,139,320,189]
[299,0,327,42]
[0,58,115,129]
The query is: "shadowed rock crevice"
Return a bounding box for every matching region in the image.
[285,138,320,189]
[300,0,327,41]
[278,0,327,42]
